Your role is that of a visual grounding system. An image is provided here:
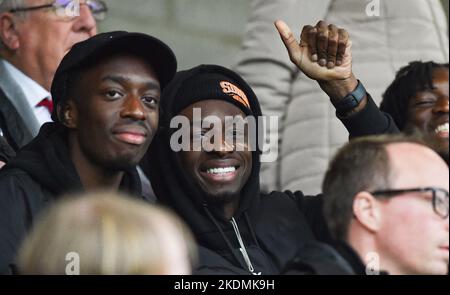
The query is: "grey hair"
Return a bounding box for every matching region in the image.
[0,0,27,50]
[0,0,27,14]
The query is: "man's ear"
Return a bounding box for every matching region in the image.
[59,101,78,129]
[0,13,20,50]
[352,191,382,233]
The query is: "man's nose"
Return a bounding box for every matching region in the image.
[212,136,235,156]
[433,96,449,114]
[120,95,146,121]
[72,2,97,36]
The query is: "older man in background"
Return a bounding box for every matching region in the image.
[0,0,106,150]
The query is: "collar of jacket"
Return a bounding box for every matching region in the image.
[0,60,41,140]
[334,241,389,275]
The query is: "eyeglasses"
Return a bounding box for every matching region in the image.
[9,0,108,21]
[371,187,449,219]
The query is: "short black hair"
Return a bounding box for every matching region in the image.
[380,61,449,130]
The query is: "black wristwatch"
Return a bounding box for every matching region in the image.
[331,80,366,113]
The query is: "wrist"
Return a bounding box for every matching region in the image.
[318,73,358,101]
[328,78,368,117]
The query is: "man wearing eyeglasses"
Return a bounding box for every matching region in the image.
[0,0,106,151]
[317,135,449,275]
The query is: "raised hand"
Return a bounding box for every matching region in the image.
[275,20,353,82]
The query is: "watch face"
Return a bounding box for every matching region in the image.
[340,96,358,109]
[334,81,366,112]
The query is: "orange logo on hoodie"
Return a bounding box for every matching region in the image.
[220,81,250,109]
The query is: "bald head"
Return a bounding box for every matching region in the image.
[323,135,449,275]
[386,142,449,191]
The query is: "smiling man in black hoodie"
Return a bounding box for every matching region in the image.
[0,31,177,274]
[144,64,355,275]
[141,18,368,276]
[143,19,405,275]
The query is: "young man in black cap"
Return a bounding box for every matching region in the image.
[0,31,177,274]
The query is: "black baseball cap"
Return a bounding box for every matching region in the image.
[51,31,177,122]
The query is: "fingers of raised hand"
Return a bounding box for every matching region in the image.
[300,25,317,61]
[336,28,349,66]
[306,21,350,69]
[326,24,339,69]
[316,20,329,67]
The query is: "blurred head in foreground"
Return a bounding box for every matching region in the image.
[17,191,196,275]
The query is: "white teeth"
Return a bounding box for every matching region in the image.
[206,167,236,175]
[435,123,449,134]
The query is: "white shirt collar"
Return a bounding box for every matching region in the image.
[1,59,50,108]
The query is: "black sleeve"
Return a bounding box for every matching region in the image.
[0,173,30,274]
[282,241,355,275]
[287,191,333,244]
[337,94,400,139]
[0,136,15,164]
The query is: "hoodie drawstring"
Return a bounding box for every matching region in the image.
[203,205,249,271]
[230,217,260,275]
[202,205,261,275]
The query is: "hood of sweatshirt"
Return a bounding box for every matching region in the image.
[146,65,270,273]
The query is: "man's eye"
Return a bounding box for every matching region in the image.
[192,130,211,140]
[226,129,245,137]
[105,91,123,99]
[192,131,205,138]
[415,101,435,107]
[234,129,245,136]
[142,96,159,106]
[414,100,436,107]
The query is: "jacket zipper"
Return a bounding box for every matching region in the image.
[230,217,261,275]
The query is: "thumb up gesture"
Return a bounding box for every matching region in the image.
[275,20,353,82]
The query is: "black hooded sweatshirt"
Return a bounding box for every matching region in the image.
[143,65,340,275]
[0,135,15,163]
[0,123,144,274]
